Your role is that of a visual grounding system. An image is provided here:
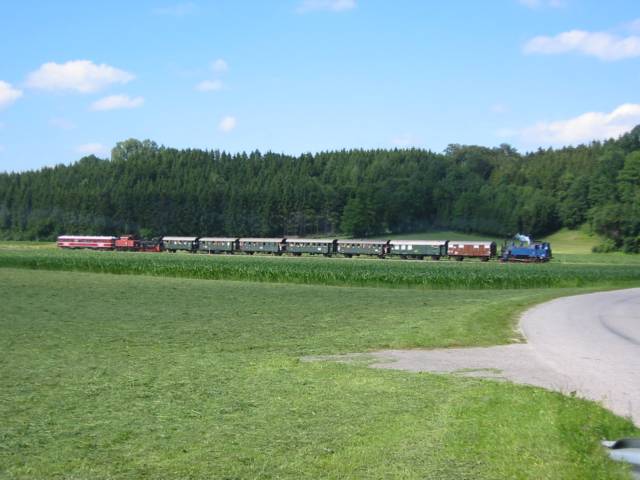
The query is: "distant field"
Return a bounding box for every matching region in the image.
[0,240,56,250]
[1,268,637,479]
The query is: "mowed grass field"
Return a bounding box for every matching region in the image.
[1,267,639,479]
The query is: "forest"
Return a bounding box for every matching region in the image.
[1,128,639,252]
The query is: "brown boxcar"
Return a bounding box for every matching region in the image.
[447,241,496,261]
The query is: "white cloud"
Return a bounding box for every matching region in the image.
[0,81,23,108]
[218,116,237,133]
[211,59,228,73]
[391,133,423,148]
[26,60,134,93]
[75,143,109,156]
[153,2,196,16]
[518,0,565,8]
[49,117,76,130]
[297,0,356,13]
[524,30,640,61]
[196,80,223,92]
[90,94,144,111]
[516,103,640,146]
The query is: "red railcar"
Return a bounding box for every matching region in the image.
[57,235,117,249]
[115,235,139,251]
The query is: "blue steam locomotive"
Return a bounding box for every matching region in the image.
[501,234,552,262]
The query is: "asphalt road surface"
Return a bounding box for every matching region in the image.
[367,288,640,425]
[520,288,640,424]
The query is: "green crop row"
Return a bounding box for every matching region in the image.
[1,248,639,289]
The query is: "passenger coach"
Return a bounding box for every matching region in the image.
[286,238,337,256]
[388,240,448,260]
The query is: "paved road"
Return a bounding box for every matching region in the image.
[368,288,640,425]
[520,288,640,425]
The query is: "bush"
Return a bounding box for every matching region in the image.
[592,239,618,253]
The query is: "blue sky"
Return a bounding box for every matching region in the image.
[1,0,639,172]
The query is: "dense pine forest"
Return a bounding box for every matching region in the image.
[1,129,639,251]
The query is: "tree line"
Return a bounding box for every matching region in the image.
[1,129,639,252]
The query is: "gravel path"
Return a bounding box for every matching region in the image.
[308,288,640,425]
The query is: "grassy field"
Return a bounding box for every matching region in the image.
[541,226,603,254]
[1,267,638,479]
[1,247,640,290]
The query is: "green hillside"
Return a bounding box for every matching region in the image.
[541,226,602,254]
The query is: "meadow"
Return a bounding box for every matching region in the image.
[1,268,638,479]
[1,240,640,478]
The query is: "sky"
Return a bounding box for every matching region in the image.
[1,0,640,172]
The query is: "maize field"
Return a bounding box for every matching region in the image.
[1,248,639,289]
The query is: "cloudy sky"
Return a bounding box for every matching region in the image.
[1,0,639,171]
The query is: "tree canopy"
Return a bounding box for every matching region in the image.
[1,131,639,251]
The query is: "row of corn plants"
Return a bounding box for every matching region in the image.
[1,249,640,289]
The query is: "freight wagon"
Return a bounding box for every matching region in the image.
[447,241,496,261]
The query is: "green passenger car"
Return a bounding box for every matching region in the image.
[238,238,286,255]
[336,240,389,258]
[162,236,199,252]
[286,238,337,256]
[388,240,448,259]
[198,237,239,253]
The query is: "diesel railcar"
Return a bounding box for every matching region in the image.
[57,235,117,249]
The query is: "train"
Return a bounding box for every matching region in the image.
[56,234,550,262]
[500,239,552,263]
